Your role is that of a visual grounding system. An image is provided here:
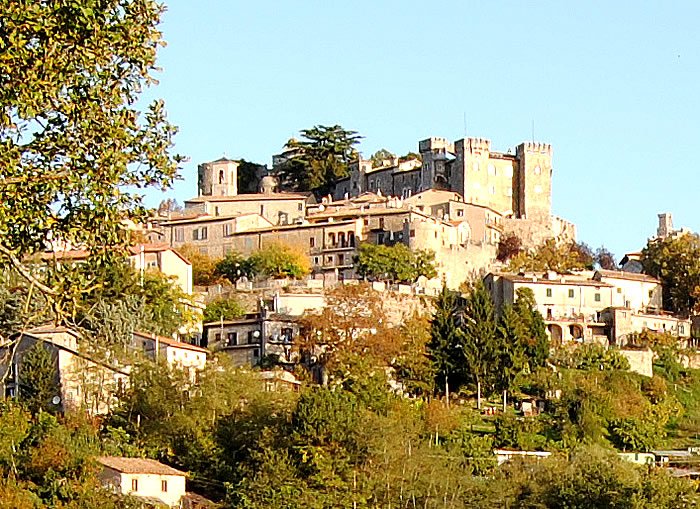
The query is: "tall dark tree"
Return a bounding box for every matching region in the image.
[460,281,498,408]
[18,344,59,414]
[512,288,550,369]
[427,285,463,401]
[280,125,362,195]
[494,305,526,400]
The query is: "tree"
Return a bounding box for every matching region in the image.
[177,244,221,287]
[353,243,437,283]
[392,313,435,397]
[496,232,523,262]
[203,298,246,324]
[157,198,183,215]
[507,239,591,273]
[237,159,266,193]
[493,306,526,405]
[215,251,256,283]
[427,285,464,400]
[18,344,59,414]
[248,243,310,279]
[641,233,700,315]
[279,125,362,194]
[460,281,498,408]
[512,288,550,369]
[1,0,182,318]
[370,148,395,168]
[595,246,617,270]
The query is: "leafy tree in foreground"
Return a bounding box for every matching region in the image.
[18,344,59,415]
[280,125,362,194]
[641,233,700,315]
[1,0,182,318]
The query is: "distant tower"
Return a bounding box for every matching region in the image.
[657,213,674,238]
[198,157,238,196]
[514,142,552,221]
[418,138,454,191]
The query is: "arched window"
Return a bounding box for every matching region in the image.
[219,170,225,184]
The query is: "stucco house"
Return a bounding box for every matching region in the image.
[96,456,187,507]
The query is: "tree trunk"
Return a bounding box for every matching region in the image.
[445,375,449,409]
[503,389,507,413]
[477,381,482,410]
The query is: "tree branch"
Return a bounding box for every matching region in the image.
[0,244,59,296]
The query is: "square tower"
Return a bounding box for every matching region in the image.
[514,142,552,220]
[198,157,239,197]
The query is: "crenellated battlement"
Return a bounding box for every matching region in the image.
[419,137,454,153]
[517,142,552,154]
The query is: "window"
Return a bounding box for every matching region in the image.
[260,204,265,216]
[326,255,333,264]
[488,164,496,176]
[534,165,541,175]
[546,288,552,297]
[253,348,260,359]
[131,479,138,492]
[379,218,385,229]
[648,290,653,298]
[329,232,336,246]
[568,289,574,298]
[227,332,237,346]
[313,256,320,264]
[594,293,601,302]
[472,162,479,172]
[162,480,168,492]
[214,333,221,343]
[504,167,513,178]
[214,206,220,216]
[248,331,259,344]
[174,228,184,242]
[410,229,416,238]
[338,254,344,265]
[309,237,315,248]
[457,209,464,217]
[223,223,233,236]
[281,328,293,341]
[219,170,225,184]
[298,203,303,211]
[534,185,542,194]
[193,227,207,241]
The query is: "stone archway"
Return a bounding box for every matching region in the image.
[548,324,563,347]
[569,324,584,341]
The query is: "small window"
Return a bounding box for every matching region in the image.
[298,203,303,211]
[568,289,574,298]
[546,288,552,297]
[648,290,653,298]
[594,293,601,302]
[227,332,237,346]
[410,229,416,238]
[131,479,138,492]
[214,333,221,343]
[379,218,385,229]
[534,165,541,175]
[310,237,315,248]
[457,209,464,217]
[162,480,168,492]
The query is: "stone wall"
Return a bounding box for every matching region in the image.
[618,349,654,377]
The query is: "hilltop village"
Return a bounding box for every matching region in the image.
[4,130,700,508]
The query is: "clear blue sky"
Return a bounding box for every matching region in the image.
[141,0,700,260]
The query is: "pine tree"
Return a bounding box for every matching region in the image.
[427,284,463,401]
[513,288,550,369]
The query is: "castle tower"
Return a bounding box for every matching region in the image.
[418,137,454,191]
[514,142,552,220]
[198,157,239,197]
[453,137,518,216]
[657,213,674,238]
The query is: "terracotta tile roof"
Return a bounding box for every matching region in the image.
[594,269,660,283]
[96,457,186,476]
[133,331,209,354]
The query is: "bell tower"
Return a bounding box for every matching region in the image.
[198,157,239,196]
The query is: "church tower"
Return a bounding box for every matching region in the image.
[198,157,239,196]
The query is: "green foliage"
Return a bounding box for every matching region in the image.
[427,285,464,395]
[641,233,700,315]
[215,251,256,283]
[0,0,182,319]
[392,313,435,396]
[609,417,664,451]
[177,244,221,286]
[18,344,59,415]
[553,344,631,371]
[496,232,523,262]
[507,239,594,272]
[354,243,437,283]
[203,297,246,324]
[292,388,359,446]
[237,159,266,193]
[460,281,498,395]
[512,288,550,369]
[280,125,362,194]
[248,243,310,279]
[370,148,396,167]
